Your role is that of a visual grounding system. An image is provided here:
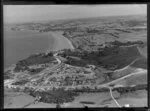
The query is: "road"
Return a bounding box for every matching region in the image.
[29,52,62,80]
[98,67,147,108]
[37,55,147,90]
[34,53,64,90]
[97,68,147,107]
[28,53,147,90]
[114,58,139,73]
[100,69,147,87]
[97,58,147,88]
[108,87,121,107]
[36,54,146,108]
[23,55,147,108]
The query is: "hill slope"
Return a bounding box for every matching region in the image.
[100,45,141,69]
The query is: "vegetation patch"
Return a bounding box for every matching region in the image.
[4,71,14,80]
[59,44,141,70]
[14,52,55,72]
[131,57,147,69]
[28,67,45,75]
[80,101,95,104]
[11,79,30,85]
[74,87,109,93]
[110,40,144,46]
[113,84,147,95]
[29,88,79,104]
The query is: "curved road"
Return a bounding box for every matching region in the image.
[100,69,147,88]
[24,55,147,108]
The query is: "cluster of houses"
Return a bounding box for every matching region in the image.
[4,51,99,92]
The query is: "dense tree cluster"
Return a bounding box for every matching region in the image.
[113,84,147,95]
[80,101,95,104]
[4,75,11,80]
[64,56,88,67]
[59,43,140,70]
[124,20,145,27]
[86,28,102,34]
[29,88,79,104]
[28,67,45,75]
[11,79,29,85]
[74,87,109,93]
[14,52,54,72]
[110,40,144,46]
[4,71,13,80]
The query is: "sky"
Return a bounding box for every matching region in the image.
[4,4,147,24]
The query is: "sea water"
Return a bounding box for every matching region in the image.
[4,27,55,68]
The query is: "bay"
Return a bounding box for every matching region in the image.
[4,28,55,68]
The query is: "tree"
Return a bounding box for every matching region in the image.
[48,52,53,56]
[56,104,61,108]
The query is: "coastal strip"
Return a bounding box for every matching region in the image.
[47,31,74,52]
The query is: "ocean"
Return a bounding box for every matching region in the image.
[4,27,56,68]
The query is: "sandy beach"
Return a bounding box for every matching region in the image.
[47,31,74,52]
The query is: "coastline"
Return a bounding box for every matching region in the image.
[4,29,74,69]
[4,29,55,69]
[47,31,74,52]
[4,30,75,108]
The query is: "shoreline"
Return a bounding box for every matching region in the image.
[4,30,73,69]
[47,31,74,52]
[4,29,55,69]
